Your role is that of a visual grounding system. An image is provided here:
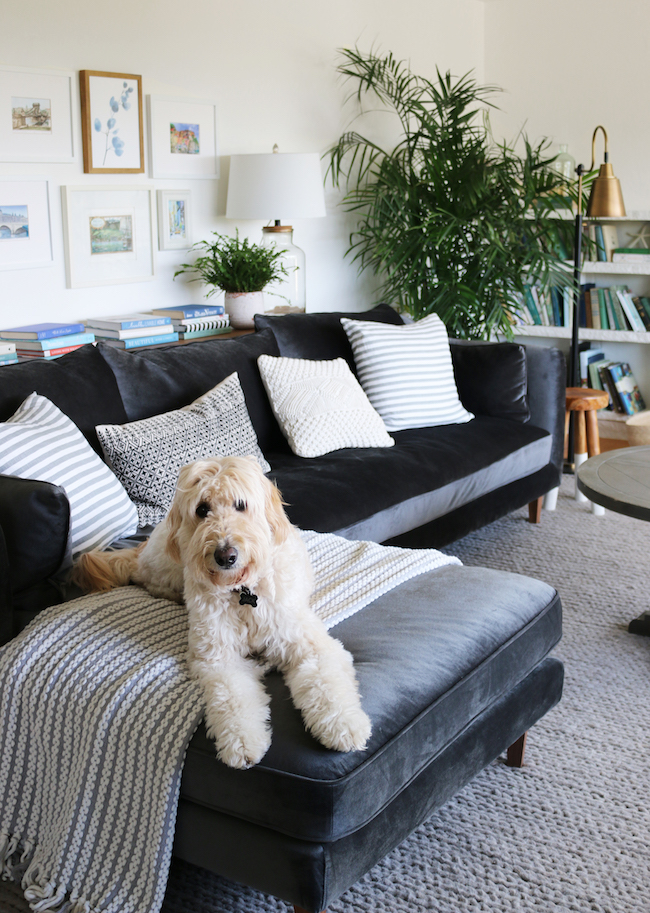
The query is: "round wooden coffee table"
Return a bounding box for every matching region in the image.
[577,445,650,635]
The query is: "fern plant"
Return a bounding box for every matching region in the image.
[174,231,288,297]
[327,48,577,340]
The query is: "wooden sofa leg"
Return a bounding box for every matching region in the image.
[528,497,543,524]
[506,732,528,768]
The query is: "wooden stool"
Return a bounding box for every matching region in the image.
[565,387,609,515]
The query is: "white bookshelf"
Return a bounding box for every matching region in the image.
[513,210,650,404]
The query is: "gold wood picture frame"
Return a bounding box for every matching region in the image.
[79,70,144,174]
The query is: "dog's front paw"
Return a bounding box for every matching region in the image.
[213,725,272,769]
[315,706,372,754]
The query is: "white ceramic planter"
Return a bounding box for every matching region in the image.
[224,291,264,329]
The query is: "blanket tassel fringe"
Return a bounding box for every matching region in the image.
[2,831,93,913]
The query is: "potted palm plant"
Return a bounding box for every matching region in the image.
[174,230,288,328]
[327,48,577,340]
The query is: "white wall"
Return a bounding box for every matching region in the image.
[484,0,650,209]
[0,0,485,327]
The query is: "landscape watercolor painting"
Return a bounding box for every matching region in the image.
[0,205,29,239]
[89,215,133,254]
[167,199,187,240]
[170,122,200,154]
[12,97,51,131]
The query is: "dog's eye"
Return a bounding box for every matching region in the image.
[196,502,210,519]
[234,500,247,512]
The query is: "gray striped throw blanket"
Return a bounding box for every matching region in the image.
[0,531,460,913]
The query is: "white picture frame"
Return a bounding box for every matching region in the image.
[61,185,155,288]
[147,95,219,179]
[0,178,53,271]
[0,65,77,163]
[157,189,192,250]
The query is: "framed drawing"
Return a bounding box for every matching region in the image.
[0,65,77,163]
[147,95,218,179]
[61,185,154,287]
[0,178,53,271]
[79,70,144,174]
[157,189,192,250]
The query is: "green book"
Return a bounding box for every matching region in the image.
[603,288,621,330]
[596,288,609,330]
[609,286,631,330]
[523,285,542,325]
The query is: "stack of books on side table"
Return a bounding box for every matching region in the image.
[83,313,177,348]
[0,322,95,360]
[149,304,230,339]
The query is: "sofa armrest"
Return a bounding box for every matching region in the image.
[523,344,566,477]
[0,474,70,594]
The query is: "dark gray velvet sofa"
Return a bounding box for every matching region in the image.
[0,305,565,912]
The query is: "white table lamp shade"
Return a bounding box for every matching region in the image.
[226,152,326,221]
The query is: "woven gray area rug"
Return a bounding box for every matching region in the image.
[2,474,648,913]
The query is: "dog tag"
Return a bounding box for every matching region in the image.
[239,587,258,607]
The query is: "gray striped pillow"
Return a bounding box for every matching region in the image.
[0,393,139,557]
[341,313,474,432]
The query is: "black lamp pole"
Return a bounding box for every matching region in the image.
[570,164,585,390]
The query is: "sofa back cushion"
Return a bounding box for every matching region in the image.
[254,304,403,369]
[97,330,286,454]
[0,344,128,455]
[449,340,529,423]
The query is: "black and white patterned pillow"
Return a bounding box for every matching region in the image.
[96,372,271,527]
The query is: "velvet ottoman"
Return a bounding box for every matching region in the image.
[172,564,563,912]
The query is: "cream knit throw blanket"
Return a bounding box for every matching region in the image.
[0,531,460,913]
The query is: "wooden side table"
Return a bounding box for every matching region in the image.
[565,387,609,515]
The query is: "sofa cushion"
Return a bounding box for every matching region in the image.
[341,313,474,432]
[0,394,138,557]
[0,475,69,594]
[97,330,286,455]
[0,343,128,455]
[267,417,552,541]
[257,355,394,458]
[97,373,271,527]
[254,303,403,368]
[179,564,562,841]
[450,340,530,423]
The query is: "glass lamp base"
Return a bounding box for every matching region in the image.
[262,225,306,312]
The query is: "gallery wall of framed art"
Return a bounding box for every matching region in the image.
[0,62,223,318]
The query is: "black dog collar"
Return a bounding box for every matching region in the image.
[238,586,258,607]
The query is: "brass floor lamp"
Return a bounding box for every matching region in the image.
[568,126,625,461]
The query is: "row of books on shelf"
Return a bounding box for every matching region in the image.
[586,222,650,264]
[0,304,232,361]
[513,283,650,332]
[580,348,646,416]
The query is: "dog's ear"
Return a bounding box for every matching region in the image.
[165,495,183,564]
[264,478,293,544]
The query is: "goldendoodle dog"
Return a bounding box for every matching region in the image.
[73,455,371,769]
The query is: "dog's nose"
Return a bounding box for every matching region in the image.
[214,545,238,568]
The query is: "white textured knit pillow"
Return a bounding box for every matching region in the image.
[257,355,394,458]
[96,372,270,527]
[341,313,474,432]
[0,393,138,557]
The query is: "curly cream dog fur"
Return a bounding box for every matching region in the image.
[72,455,371,769]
